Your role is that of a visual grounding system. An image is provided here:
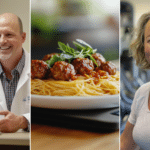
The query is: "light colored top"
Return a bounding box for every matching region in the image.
[128,82,150,150]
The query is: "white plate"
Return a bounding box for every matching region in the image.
[31,94,119,109]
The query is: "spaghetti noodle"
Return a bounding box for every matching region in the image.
[31,71,119,96]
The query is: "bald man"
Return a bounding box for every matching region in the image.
[0,13,30,132]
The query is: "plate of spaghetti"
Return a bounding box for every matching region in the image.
[31,39,120,109]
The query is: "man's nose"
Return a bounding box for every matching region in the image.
[0,35,7,45]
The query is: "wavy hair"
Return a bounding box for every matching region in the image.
[130,12,150,69]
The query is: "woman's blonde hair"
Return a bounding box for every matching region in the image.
[130,12,150,69]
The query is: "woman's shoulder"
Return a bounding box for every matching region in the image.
[136,82,150,94]
[128,82,150,124]
[134,82,150,108]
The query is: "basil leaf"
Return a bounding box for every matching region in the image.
[46,55,63,68]
[89,55,98,67]
[73,41,85,51]
[58,42,67,52]
[60,53,73,59]
[56,40,98,66]
[76,39,92,48]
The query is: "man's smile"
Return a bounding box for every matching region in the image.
[0,46,11,50]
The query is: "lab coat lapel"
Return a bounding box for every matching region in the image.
[0,80,8,110]
[16,50,30,92]
[11,50,30,114]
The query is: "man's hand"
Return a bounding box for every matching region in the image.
[0,111,28,133]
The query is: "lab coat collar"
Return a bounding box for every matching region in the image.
[14,49,25,76]
[16,50,30,92]
[0,63,3,75]
[0,79,7,110]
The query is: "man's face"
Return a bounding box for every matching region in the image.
[144,19,150,64]
[0,16,26,60]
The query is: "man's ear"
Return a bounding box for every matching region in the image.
[21,32,26,43]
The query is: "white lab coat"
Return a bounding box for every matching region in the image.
[0,50,30,123]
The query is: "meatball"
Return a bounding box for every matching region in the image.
[31,60,49,79]
[42,53,59,61]
[100,61,116,75]
[50,61,76,81]
[72,58,94,75]
[92,53,106,67]
[95,68,109,76]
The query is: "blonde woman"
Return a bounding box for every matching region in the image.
[120,12,150,150]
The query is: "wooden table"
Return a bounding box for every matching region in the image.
[31,123,119,150]
[31,59,119,150]
[0,130,30,150]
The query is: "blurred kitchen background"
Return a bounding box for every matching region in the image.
[120,0,150,134]
[31,0,119,61]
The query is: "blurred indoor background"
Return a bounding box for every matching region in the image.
[31,0,119,61]
[120,0,150,134]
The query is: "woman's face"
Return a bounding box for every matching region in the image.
[144,19,150,64]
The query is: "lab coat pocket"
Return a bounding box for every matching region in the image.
[11,79,30,116]
[20,95,30,115]
[23,96,30,109]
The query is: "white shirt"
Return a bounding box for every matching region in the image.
[128,82,150,150]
